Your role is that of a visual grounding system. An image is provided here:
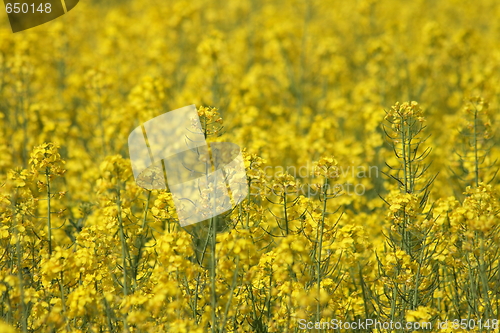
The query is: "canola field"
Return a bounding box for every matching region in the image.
[1,0,500,332]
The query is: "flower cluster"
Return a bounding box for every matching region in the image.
[29,143,65,178]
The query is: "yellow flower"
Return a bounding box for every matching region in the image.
[313,156,339,179]
[29,142,66,177]
[406,306,433,323]
[0,320,16,333]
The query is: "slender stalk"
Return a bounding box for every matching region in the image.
[478,236,492,318]
[473,107,479,187]
[210,216,218,333]
[132,190,151,289]
[193,272,202,323]
[316,178,328,322]
[14,215,28,333]
[283,193,289,235]
[412,237,426,310]
[59,271,71,332]
[401,114,409,193]
[46,169,52,255]
[220,256,239,332]
[116,190,129,331]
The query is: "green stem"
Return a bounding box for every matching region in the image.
[478,236,492,318]
[116,190,129,331]
[283,194,288,235]
[14,215,28,333]
[210,217,217,333]
[220,256,239,332]
[316,179,328,322]
[46,170,52,255]
[473,107,479,187]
